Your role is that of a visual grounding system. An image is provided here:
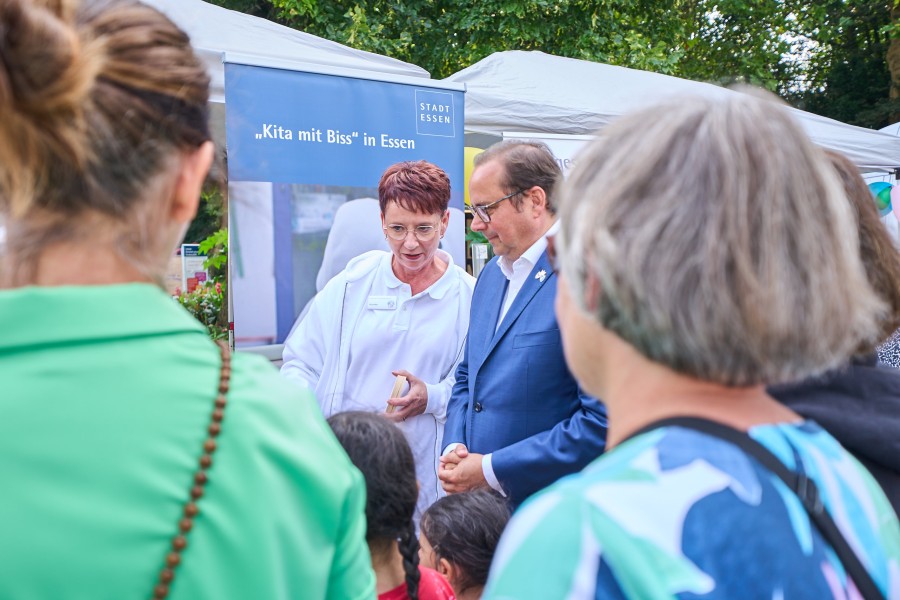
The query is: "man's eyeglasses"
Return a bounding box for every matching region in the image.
[383,223,440,241]
[546,233,560,274]
[472,189,525,223]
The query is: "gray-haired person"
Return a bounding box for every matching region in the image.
[484,91,900,599]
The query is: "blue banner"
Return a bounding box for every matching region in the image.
[224,63,465,347]
[225,64,464,206]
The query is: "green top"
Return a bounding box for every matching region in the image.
[0,283,375,600]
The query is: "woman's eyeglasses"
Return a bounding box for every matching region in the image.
[383,223,440,241]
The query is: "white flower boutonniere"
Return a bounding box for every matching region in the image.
[535,269,547,283]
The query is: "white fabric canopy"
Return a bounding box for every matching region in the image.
[142,0,429,102]
[881,122,900,137]
[446,50,900,173]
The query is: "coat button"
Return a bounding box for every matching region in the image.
[474,402,483,412]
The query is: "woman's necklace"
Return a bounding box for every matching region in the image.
[152,340,231,599]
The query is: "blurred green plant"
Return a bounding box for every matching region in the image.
[177,228,229,341]
[177,281,227,341]
[199,228,228,280]
[183,187,226,244]
[466,228,488,245]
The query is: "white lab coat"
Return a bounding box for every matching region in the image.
[282,250,474,517]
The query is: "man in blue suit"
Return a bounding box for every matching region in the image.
[439,140,608,507]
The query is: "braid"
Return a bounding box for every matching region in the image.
[399,520,420,600]
[326,413,421,599]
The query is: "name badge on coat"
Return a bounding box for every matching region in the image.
[367,296,397,310]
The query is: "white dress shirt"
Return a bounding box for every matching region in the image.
[496,220,560,329]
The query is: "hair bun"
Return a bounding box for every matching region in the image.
[0,0,102,215]
[0,0,97,116]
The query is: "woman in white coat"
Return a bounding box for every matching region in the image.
[282,161,475,520]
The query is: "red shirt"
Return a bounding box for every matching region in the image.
[378,566,456,600]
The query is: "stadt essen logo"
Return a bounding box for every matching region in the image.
[415,89,455,138]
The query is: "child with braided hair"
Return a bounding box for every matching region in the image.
[328,412,456,600]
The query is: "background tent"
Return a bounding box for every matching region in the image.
[445,50,900,173]
[864,123,900,183]
[143,0,429,103]
[881,122,900,137]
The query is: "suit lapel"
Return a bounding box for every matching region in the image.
[472,261,509,368]
[487,251,553,355]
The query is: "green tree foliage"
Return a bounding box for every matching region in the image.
[664,0,894,127]
[675,1,806,92]
[216,0,280,19]
[212,0,691,77]
[785,0,898,128]
[208,0,899,128]
[183,186,226,245]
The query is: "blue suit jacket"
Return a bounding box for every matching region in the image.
[444,252,608,506]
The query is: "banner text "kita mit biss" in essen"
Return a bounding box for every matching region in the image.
[224,63,465,347]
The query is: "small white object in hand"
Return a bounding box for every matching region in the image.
[535,270,547,283]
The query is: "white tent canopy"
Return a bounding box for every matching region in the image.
[881,122,900,137]
[445,50,900,173]
[142,0,429,102]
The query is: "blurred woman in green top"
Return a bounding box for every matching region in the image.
[0,1,374,599]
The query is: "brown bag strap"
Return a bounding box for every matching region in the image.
[152,340,231,599]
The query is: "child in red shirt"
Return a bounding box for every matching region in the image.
[329,412,455,600]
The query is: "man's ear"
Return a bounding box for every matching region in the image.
[528,185,548,216]
[170,141,215,224]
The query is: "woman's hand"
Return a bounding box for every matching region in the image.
[384,369,428,422]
